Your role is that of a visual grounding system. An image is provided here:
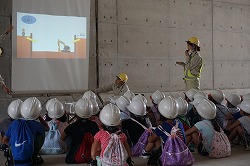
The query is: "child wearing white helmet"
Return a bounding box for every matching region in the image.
[186,99,221,156]
[0,99,23,143]
[176,97,191,131]
[122,99,152,148]
[226,99,250,150]
[61,98,99,164]
[89,98,102,129]
[115,95,131,120]
[188,95,207,127]
[3,97,49,165]
[224,94,242,128]
[40,99,68,155]
[141,96,186,163]
[0,99,23,165]
[90,104,133,166]
[185,89,199,125]
[147,90,165,127]
[208,89,228,129]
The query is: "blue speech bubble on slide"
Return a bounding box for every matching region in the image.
[21,15,36,24]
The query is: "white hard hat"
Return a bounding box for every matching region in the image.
[126,99,146,116]
[158,96,178,119]
[46,98,58,111]
[89,98,100,115]
[47,100,65,118]
[190,96,207,107]
[194,91,206,99]
[210,89,225,104]
[241,93,250,101]
[21,97,42,120]
[123,90,135,101]
[151,90,165,104]
[175,97,188,116]
[226,94,241,107]
[239,99,250,114]
[196,99,216,120]
[75,98,93,118]
[8,99,23,119]
[99,104,121,126]
[132,94,147,105]
[82,90,96,100]
[115,96,131,112]
[185,89,198,101]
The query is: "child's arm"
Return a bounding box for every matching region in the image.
[225,113,233,120]
[227,120,241,132]
[124,139,131,157]
[148,133,160,143]
[61,131,67,141]
[2,135,9,145]
[185,126,198,136]
[91,139,101,160]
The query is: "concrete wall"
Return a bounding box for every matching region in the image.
[1,0,250,120]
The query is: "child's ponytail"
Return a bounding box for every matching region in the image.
[211,119,220,132]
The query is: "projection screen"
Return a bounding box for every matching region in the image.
[12,0,90,95]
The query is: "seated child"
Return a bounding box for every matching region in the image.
[91,104,133,166]
[208,89,228,129]
[225,94,241,128]
[3,97,48,165]
[40,99,68,155]
[227,99,250,150]
[122,99,152,147]
[186,99,221,156]
[141,96,185,164]
[147,90,166,127]
[176,97,190,131]
[61,98,99,164]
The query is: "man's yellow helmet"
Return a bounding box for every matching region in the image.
[117,73,128,83]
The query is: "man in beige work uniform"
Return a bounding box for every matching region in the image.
[95,73,129,104]
[176,37,203,91]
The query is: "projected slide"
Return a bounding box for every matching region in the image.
[17,12,87,59]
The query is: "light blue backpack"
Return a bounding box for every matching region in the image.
[40,120,66,155]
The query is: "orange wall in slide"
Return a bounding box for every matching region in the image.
[17,36,31,58]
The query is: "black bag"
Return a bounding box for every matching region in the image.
[147,147,162,166]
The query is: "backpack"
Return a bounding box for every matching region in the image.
[130,118,150,156]
[158,121,195,166]
[204,121,231,158]
[74,132,94,163]
[40,120,66,155]
[101,131,129,166]
[11,120,34,161]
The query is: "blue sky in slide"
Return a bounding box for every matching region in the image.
[17,12,87,52]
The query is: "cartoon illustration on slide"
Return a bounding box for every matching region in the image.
[17,12,87,59]
[58,39,71,52]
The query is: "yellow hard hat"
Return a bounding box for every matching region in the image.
[186,37,200,47]
[117,73,128,82]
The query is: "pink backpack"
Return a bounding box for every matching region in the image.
[204,121,231,158]
[101,131,128,166]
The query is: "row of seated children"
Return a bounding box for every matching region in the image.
[1,89,250,166]
[0,97,49,166]
[130,89,250,165]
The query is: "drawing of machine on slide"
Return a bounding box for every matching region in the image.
[17,32,86,59]
[58,39,71,52]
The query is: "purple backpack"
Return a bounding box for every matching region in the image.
[158,121,195,166]
[130,118,150,156]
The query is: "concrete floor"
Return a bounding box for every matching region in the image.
[1,145,250,166]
